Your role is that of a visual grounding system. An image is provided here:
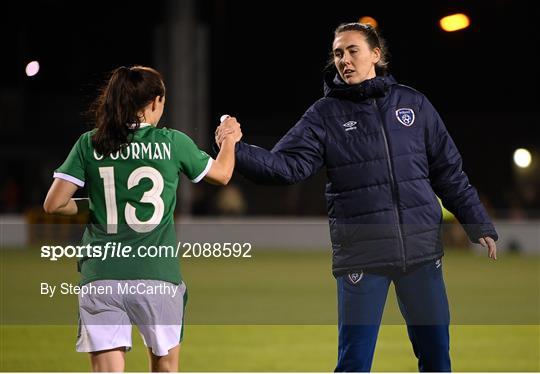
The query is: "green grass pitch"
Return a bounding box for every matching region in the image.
[1,248,538,371]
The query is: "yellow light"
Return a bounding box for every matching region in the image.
[513,148,532,168]
[439,13,470,32]
[359,16,378,28]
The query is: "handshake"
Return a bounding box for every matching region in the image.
[215,115,242,148]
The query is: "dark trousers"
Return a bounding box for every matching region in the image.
[335,259,451,372]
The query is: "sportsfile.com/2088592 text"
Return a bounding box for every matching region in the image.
[40,241,253,261]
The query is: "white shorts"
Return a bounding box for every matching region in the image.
[76,280,187,356]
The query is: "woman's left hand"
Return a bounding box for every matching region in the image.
[479,236,497,260]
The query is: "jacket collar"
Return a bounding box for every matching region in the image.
[323,67,396,102]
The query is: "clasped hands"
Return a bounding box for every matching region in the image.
[215,115,242,148]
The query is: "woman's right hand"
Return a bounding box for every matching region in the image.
[205,117,242,185]
[215,117,242,147]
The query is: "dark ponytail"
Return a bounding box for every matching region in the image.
[91,66,165,156]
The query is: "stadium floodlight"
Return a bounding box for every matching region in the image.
[359,16,378,28]
[439,13,470,32]
[513,148,532,168]
[25,61,40,77]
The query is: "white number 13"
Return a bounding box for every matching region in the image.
[99,166,164,233]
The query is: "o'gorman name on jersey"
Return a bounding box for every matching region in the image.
[93,142,172,161]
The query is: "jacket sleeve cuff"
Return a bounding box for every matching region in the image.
[464,224,499,243]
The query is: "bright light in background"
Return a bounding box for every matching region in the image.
[439,13,470,32]
[513,148,532,168]
[25,61,40,77]
[359,16,378,28]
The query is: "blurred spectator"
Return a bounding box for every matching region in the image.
[508,198,526,221]
[439,197,468,248]
[191,184,213,215]
[521,184,540,218]
[284,185,301,214]
[478,193,496,219]
[0,176,22,213]
[215,184,247,216]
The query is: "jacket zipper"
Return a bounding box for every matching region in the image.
[373,99,407,271]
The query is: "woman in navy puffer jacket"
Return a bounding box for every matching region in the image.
[216,22,497,372]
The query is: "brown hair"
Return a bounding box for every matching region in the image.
[91,66,165,156]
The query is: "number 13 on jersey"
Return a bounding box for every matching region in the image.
[99,166,165,234]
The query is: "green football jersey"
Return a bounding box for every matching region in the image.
[54,123,212,285]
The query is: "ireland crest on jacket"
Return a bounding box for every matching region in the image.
[396,108,415,126]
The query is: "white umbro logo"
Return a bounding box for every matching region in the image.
[342,121,357,131]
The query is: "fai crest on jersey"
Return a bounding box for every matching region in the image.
[395,108,415,126]
[348,272,363,284]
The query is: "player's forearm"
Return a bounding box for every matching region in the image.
[43,178,81,215]
[44,198,78,215]
[57,200,78,215]
[209,138,236,185]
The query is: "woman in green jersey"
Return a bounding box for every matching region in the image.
[43,65,241,372]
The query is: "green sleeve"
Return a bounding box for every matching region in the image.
[173,131,212,183]
[54,134,87,187]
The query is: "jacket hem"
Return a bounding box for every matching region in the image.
[331,251,444,278]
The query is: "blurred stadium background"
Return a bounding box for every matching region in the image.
[1,0,539,371]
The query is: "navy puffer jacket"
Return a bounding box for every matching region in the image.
[234,71,498,276]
